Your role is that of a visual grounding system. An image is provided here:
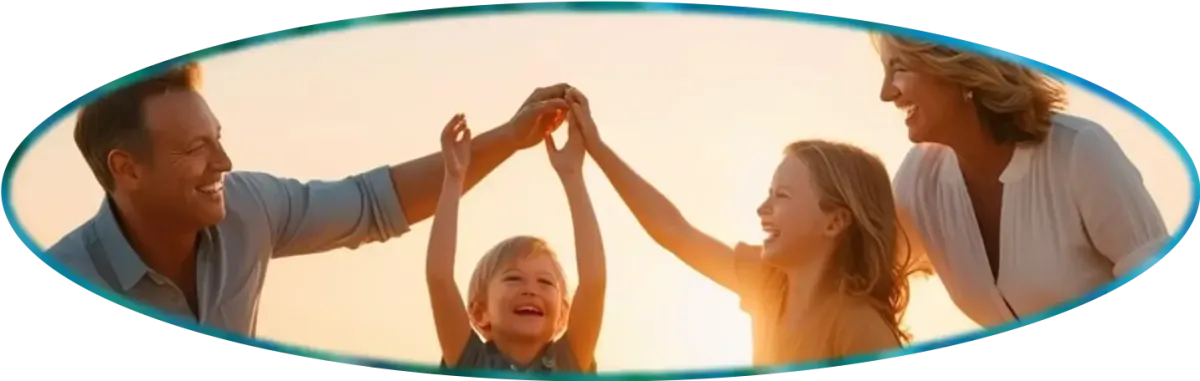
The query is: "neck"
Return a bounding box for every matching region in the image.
[110,194,201,279]
[781,251,836,313]
[942,117,1015,185]
[490,334,546,367]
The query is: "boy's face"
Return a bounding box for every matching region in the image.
[481,255,565,342]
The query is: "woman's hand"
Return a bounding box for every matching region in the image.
[565,87,602,151]
[440,113,472,182]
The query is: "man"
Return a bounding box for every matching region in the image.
[46,62,570,337]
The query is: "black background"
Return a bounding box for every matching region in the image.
[7,2,1190,378]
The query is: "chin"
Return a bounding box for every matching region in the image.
[196,206,227,226]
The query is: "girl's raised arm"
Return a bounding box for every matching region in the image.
[425,114,475,367]
[567,89,741,292]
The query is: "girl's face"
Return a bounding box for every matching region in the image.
[757,156,841,267]
[877,44,973,145]
[479,255,565,343]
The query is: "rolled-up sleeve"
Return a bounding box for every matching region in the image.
[229,166,410,258]
[1068,125,1170,277]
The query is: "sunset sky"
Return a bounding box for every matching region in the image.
[10,14,1191,372]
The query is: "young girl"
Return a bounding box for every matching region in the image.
[564,88,926,366]
[425,113,606,373]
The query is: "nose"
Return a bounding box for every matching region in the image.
[880,76,899,103]
[210,142,233,172]
[757,197,771,217]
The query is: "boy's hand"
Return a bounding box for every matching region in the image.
[440,113,472,181]
[565,87,602,151]
[546,111,586,177]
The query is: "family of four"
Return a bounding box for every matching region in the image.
[46,33,1168,373]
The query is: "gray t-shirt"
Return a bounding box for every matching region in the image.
[441,333,597,374]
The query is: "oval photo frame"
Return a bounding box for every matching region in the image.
[4,2,1195,378]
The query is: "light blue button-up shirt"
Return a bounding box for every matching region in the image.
[45,166,410,336]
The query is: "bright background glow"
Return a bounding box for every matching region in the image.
[6,9,1192,374]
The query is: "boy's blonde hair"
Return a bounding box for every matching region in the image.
[466,235,571,340]
[785,140,930,343]
[870,33,1068,144]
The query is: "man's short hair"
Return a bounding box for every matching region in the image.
[74,62,202,192]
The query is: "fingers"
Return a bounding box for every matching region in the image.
[543,132,558,156]
[569,102,589,124]
[527,98,569,113]
[525,83,572,104]
[566,87,590,109]
[442,113,465,134]
[458,123,472,144]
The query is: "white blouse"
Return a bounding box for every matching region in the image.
[894,113,1170,327]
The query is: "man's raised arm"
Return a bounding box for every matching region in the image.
[388,83,570,224]
[232,84,570,258]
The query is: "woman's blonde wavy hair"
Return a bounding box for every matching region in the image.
[466,235,571,341]
[870,33,1068,144]
[786,140,930,343]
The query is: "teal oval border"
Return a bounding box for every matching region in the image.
[3,2,1195,380]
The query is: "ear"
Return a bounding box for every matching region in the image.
[468,301,490,333]
[824,208,853,238]
[107,149,143,191]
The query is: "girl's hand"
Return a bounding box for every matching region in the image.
[565,88,602,151]
[546,112,586,177]
[440,113,472,180]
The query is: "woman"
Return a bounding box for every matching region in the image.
[873,33,1170,327]
[562,88,924,366]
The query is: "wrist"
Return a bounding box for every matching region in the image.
[559,172,585,188]
[495,121,522,151]
[443,173,466,188]
[586,140,609,155]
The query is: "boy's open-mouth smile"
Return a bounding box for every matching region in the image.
[513,305,544,317]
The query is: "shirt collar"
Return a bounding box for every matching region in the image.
[93,197,148,291]
[91,197,220,291]
[939,143,1036,185]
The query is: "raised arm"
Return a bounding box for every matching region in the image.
[546,113,606,368]
[566,88,740,293]
[389,84,571,226]
[425,114,475,367]
[233,85,570,258]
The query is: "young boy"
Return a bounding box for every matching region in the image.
[424,109,606,373]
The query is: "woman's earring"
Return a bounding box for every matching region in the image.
[963,90,974,101]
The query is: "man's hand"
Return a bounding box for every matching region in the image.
[565,87,602,151]
[505,84,572,150]
[439,113,471,182]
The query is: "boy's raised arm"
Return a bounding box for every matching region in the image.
[545,116,606,369]
[425,114,474,367]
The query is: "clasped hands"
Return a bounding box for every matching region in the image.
[439,84,601,180]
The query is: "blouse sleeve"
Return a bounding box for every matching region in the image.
[731,242,774,313]
[1068,124,1170,277]
[892,146,935,276]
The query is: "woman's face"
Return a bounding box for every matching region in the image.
[877,43,973,144]
[757,156,838,267]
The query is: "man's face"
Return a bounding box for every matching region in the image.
[128,90,232,227]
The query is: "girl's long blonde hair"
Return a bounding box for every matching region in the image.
[466,235,571,340]
[871,33,1068,144]
[786,140,929,343]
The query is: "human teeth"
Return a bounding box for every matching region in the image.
[199,182,224,193]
